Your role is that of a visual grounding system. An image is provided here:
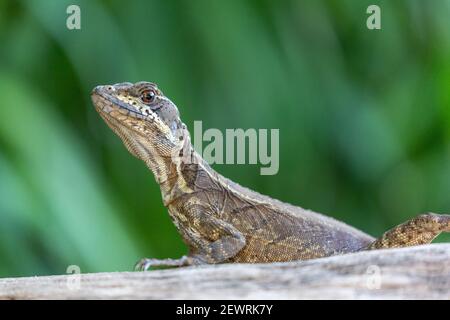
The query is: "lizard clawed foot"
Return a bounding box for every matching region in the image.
[134,256,193,271]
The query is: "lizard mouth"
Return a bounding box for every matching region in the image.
[91,85,153,120]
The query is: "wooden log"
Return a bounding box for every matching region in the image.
[0,244,449,299]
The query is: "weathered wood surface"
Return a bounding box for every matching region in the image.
[0,244,449,299]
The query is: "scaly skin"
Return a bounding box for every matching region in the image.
[91,81,450,270]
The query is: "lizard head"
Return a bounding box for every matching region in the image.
[91,81,188,163]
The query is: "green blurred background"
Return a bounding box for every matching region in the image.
[0,0,449,278]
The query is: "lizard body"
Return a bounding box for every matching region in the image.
[91,82,450,270]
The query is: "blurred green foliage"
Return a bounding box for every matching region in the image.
[0,0,449,277]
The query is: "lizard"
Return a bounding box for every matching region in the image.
[91,81,450,271]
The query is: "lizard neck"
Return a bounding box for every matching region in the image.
[142,128,216,207]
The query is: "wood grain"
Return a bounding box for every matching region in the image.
[1,244,449,299]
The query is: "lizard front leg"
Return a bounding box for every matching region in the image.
[366,213,450,250]
[135,211,246,271]
[134,256,197,271]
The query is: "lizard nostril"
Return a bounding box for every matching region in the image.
[91,85,102,95]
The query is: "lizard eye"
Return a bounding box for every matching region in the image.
[141,90,156,104]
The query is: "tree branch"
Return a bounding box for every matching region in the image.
[1,244,449,299]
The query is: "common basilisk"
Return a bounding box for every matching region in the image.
[91,81,450,270]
